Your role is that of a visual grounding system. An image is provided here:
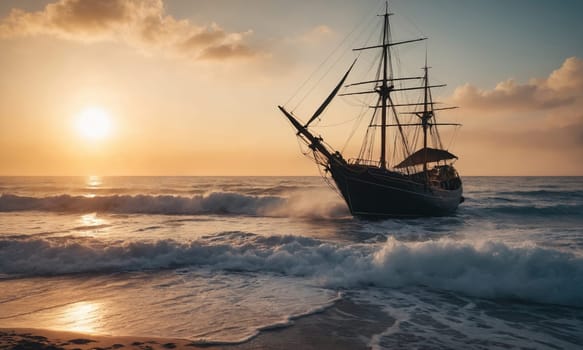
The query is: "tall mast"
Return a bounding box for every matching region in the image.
[380,2,390,169]
[343,2,428,168]
[422,54,430,178]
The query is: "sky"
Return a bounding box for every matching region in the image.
[0,0,582,176]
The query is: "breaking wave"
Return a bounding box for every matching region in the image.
[1,233,581,307]
[0,192,348,218]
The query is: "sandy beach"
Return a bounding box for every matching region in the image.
[0,328,213,350]
[0,299,392,349]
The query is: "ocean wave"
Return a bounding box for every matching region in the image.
[1,233,581,307]
[0,192,348,218]
[482,204,583,216]
[496,189,583,199]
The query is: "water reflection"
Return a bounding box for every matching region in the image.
[58,301,101,334]
[79,213,106,227]
[77,213,109,237]
[87,175,102,188]
[85,175,102,197]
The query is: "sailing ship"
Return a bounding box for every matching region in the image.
[278,4,463,218]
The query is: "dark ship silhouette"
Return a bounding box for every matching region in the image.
[278,4,463,218]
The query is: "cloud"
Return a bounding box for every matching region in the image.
[451,57,583,112]
[446,57,583,174]
[463,122,583,150]
[0,0,258,61]
[546,56,583,91]
[297,25,334,44]
[545,111,583,129]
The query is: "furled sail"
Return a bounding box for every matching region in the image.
[395,148,457,168]
[304,59,357,128]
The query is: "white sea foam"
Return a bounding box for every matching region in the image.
[1,233,581,307]
[0,191,348,218]
[364,238,583,306]
[2,177,582,347]
[360,287,582,350]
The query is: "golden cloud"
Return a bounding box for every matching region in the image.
[451,57,583,112]
[447,57,583,173]
[0,0,258,60]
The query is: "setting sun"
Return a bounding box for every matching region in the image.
[0,1,583,350]
[75,107,112,141]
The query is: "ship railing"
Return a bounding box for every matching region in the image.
[348,158,381,167]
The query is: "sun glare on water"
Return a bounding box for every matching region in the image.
[76,107,112,140]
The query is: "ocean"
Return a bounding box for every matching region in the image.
[0,176,582,349]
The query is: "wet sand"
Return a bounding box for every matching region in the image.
[0,299,394,349]
[0,328,211,350]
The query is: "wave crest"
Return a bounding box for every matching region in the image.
[0,192,348,218]
[1,234,581,307]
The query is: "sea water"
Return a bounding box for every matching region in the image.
[0,176,582,348]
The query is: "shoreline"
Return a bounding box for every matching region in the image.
[0,328,216,350]
[0,299,393,350]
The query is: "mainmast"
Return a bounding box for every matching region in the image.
[379,3,390,169]
[346,2,426,169]
[336,2,432,169]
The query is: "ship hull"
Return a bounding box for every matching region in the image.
[329,161,462,218]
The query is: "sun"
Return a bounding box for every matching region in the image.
[75,107,112,140]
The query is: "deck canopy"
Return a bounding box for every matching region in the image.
[395,147,457,168]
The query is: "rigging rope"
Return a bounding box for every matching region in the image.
[284,3,382,112]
